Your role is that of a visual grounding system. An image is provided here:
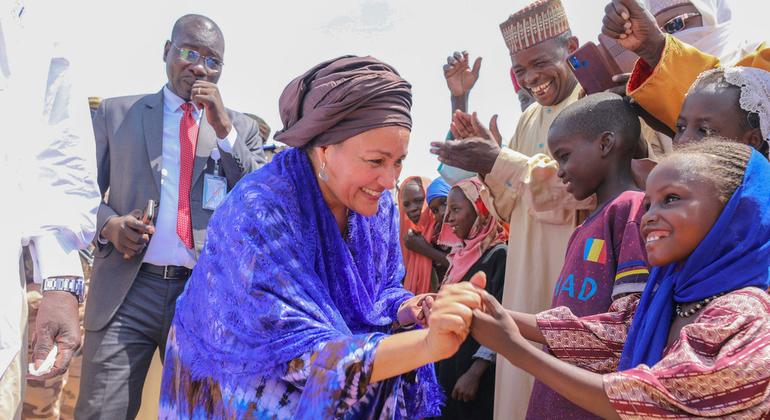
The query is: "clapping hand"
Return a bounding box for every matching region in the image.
[431,111,502,175]
[451,110,503,146]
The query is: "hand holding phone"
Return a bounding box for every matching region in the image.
[141,199,156,225]
[121,199,156,260]
[567,42,620,95]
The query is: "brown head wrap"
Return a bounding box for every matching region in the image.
[273,55,412,148]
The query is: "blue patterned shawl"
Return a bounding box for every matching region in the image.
[619,150,770,370]
[172,147,442,416]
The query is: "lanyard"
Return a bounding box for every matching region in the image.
[211,147,221,175]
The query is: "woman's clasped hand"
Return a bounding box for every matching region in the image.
[429,271,527,363]
[397,293,436,328]
[429,269,535,366]
[425,272,492,360]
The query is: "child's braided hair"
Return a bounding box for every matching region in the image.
[668,138,752,204]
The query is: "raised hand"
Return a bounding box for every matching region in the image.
[602,0,666,67]
[444,51,482,98]
[192,80,233,139]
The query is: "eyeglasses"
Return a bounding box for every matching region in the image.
[169,42,224,72]
[661,12,701,34]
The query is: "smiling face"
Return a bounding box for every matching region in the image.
[312,126,409,218]
[163,17,225,100]
[428,196,448,231]
[445,187,477,241]
[641,158,725,266]
[511,36,579,107]
[675,86,764,150]
[548,127,605,201]
[401,179,426,224]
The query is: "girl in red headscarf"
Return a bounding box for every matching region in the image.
[398,176,448,295]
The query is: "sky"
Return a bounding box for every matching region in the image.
[66,0,763,180]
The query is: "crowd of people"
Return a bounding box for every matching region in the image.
[3,0,770,419]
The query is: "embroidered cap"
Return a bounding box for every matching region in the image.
[500,0,571,55]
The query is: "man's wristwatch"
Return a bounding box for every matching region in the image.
[41,277,85,303]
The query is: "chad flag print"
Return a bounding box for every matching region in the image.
[584,238,607,264]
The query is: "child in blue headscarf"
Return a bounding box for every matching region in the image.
[426,177,452,278]
[464,140,770,418]
[426,176,451,232]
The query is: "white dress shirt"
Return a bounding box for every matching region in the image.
[0,0,100,375]
[141,86,237,268]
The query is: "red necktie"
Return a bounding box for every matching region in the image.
[177,103,198,249]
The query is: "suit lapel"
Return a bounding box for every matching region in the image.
[192,110,217,187]
[142,90,164,194]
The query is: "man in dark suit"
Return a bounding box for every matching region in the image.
[75,14,265,419]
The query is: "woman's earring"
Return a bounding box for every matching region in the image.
[318,161,329,182]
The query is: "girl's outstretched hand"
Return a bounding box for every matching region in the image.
[471,289,523,357]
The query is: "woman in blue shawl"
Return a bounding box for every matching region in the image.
[158,56,483,419]
[463,140,770,418]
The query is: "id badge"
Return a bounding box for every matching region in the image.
[202,173,227,210]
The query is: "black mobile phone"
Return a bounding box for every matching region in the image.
[123,199,157,260]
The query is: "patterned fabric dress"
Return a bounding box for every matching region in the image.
[158,148,442,419]
[160,329,411,419]
[536,287,770,418]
